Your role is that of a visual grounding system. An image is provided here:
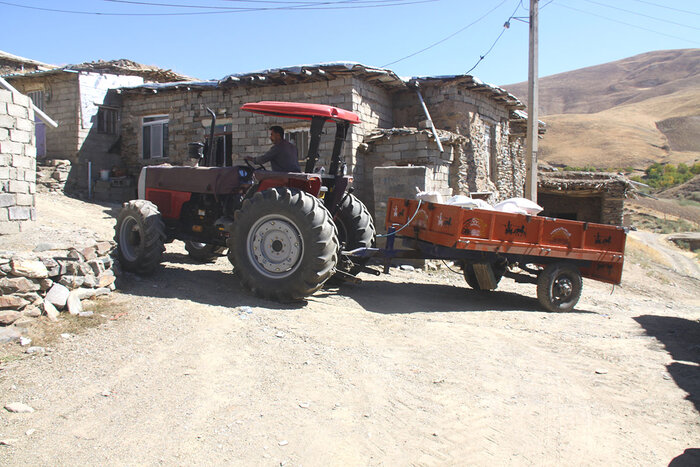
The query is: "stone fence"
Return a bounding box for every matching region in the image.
[0,241,117,343]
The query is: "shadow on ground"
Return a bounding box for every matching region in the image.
[117,252,597,315]
[325,276,597,315]
[634,315,700,416]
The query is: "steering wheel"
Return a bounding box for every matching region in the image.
[244,158,266,171]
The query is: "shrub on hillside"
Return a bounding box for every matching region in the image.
[631,162,700,190]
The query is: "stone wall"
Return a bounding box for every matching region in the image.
[349,78,393,201]
[373,166,436,236]
[0,88,36,235]
[8,73,80,162]
[0,242,117,342]
[361,129,459,220]
[538,173,629,226]
[391,83,526,202]
[120,78,361,177]
[537,193,603,223]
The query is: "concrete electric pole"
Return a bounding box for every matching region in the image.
[525,0,539,202]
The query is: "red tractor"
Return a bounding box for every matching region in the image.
[115,102,375,301]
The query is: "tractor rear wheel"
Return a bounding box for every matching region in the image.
[333,193,375,276]
[184,241,225,263]
[229,187,339,301]
[536,262,582,312]
[115,200,166,274]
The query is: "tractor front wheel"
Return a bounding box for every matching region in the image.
[184,241,225,263]
[229,187,339,301]
[115,200,166,274]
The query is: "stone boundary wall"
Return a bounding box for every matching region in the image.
[0,241,118,343]
[0,88,36,235]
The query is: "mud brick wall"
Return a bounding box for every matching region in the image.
[0,89,36,235]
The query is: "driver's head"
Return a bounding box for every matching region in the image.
[269,126,284,144]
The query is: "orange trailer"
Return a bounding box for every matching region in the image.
[349,197,628,312]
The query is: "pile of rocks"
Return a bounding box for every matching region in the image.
[0,240,117,342]
[36,159,71,193]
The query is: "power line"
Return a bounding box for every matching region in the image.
[553,2,700,45]
[581,0,700,31]
[0,0,436,16]
[465,0,523,75]
[105,0,407,9]
[628,0,700,17]
[381,0,510,68]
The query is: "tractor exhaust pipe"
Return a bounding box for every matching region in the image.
[206,107,216,167]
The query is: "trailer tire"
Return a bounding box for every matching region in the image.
[333,193,375,276]
[462,261,505,290]
[229,187,339,301]
[184,241,225,263]
[115,200,166,274]
[536,263,582,312]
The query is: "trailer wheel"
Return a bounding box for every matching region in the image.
[115,200,166,274]
[536,263,582,312]
[184,241,225,263]
[229,187,339,301]
[333,193,375,276]
[462,261,505,290]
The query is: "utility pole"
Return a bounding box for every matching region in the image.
[525,0,539,202]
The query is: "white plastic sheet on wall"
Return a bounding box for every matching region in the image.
[79,72,143,129]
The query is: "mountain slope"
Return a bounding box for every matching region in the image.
[503,49,700,169]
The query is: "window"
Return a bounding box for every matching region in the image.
[27,90,45,111]
[484,123,497,183]
[142,115,169,159]
[204,123,233,166]
[98,107,118,135]
[285,129,310,165]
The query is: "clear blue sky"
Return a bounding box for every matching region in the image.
[1,0,699,86]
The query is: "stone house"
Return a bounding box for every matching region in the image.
[538,171,633,225]
[116,63,535,224]
[3,60,192,195]
[0,49,55,76]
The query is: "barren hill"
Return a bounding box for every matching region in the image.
[503,49,700,170]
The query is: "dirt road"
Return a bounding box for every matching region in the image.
[1,194,699,465]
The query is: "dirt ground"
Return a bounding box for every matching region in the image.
[1,192,699,466]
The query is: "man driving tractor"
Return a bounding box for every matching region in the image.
[245,125,301,172]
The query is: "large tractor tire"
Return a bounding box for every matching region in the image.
[228,187,339,301]
[333,193,375,276]
[536,262,582,312]
[184,241,225,263]
[115,200,166,274]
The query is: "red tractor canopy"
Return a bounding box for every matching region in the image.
[241,101,360,124]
